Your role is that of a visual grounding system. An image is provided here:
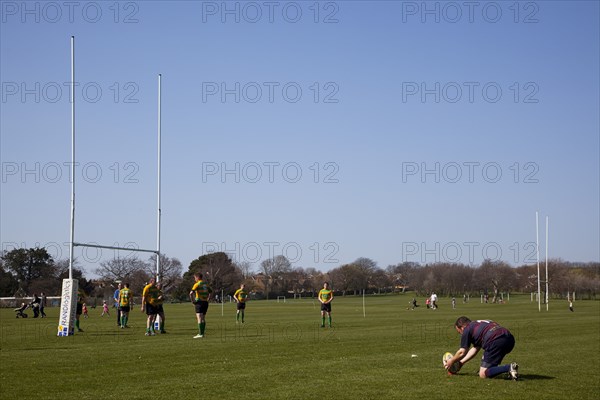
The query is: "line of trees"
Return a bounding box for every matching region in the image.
[1,248,599,301]
[0,248,182,301]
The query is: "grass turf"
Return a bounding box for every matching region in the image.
[0,294,598,399]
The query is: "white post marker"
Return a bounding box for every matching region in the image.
[545,216,549,311]
[154,74,163,332]
[58,36,77,336]
[362,289,366,318]
[57,279,78,336]
[536,212,541,312]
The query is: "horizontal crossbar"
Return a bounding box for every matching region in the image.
[73,242,159,254]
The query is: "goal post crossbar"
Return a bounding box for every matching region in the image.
[73,242,159,254]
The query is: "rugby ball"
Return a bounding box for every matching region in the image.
[442,352,461,374]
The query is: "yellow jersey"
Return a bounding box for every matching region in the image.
[318,288,333,303]
[142,283,160,306]
[119,287,132,307]
[234,289,248,303]
[191,280,212,302]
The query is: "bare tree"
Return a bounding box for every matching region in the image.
[473,260,516,302]
[369,268,392,293]
[146,254,183,292]
[328,263,364,295]
[95,256,148,283]
[260,255,292,296]
[235,261,254,279]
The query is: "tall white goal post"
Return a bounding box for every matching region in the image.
[534,212,550,313]
[58,37,163,336]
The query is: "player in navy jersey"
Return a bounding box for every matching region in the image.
[445,316,519,380]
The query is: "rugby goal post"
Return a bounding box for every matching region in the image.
[277,296,286,303]
[58,37,163,336]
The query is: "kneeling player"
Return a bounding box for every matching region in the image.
[445,316,518,380]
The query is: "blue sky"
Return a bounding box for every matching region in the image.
[1,1,598,275]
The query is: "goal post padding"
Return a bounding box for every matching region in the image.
[57,279,78,337]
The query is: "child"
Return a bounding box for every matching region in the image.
[101,300,110,317]
[410,298,417,310]
[569,297,574,312]
[82,303,89,318]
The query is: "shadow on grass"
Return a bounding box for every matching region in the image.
[519,374,555,380]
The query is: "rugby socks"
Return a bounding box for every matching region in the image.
[485,365,510,378]
[328,316,332,327]
[200,322,206,335]
[75,320,80,330]
[321,316,325,327]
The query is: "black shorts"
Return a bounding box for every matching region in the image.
[321,303,332,313]
[145,303,158,315]
[194,301,209,315]
[76,303,83,315]
[236,302,246,310]
[156,304,164,314]
[120,305,130,313]
[482,333,515,368]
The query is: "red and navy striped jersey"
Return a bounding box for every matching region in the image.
[460,320,509,350]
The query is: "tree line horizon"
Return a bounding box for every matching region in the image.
[1,247,599,301]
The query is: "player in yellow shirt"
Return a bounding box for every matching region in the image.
[118,282,132,328]
[233,284,248,323]
[141,278,160,336]
[318,282,333,328]
[189,273,212,338]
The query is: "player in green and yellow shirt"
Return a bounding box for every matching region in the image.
[118,282,132,328]
[318,282,333,328]
[233,284,248,323]
[141,278,160,336]
[189,273,212,338]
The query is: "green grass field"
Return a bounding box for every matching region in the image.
[1,294,598,400]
